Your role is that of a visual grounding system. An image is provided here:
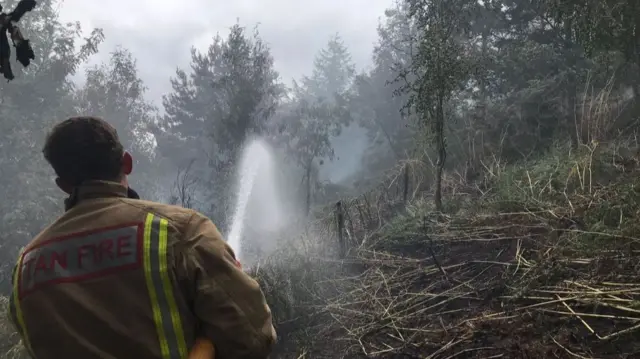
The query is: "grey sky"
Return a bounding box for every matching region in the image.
[58,0,394,107]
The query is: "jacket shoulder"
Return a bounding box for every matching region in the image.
[120,198,197,226]
[121,199,207,246]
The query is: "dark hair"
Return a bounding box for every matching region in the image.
[43,117,124,185]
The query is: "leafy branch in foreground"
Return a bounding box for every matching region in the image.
[0,0,36,80]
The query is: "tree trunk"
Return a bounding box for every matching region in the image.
[480,27,488,109]
[633,8,640,101]
[335,201,345,258]
[305,162,312,216]
[402,164,409,203]
[475,27,489,163]
[434,94,446,212]
[634,51,640,101]
[563,17,580,147]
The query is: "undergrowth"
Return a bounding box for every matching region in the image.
[317,140,640,358]
[268,139,640,358]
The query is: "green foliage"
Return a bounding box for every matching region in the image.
[0,0,103,291]
[548,0,640,64]
[276,97,344,167]
[163,23,282,155]
[272,35,356,213]
[399,0,478,210]
[72,47,165,200]
[301,34,355,101]
[404,0,474,124]
[351,2,417,175]
[160,23,283,222]
[75,47,157,155]
[482,140,640,244]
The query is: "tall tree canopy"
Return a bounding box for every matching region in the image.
[159,23,282,224]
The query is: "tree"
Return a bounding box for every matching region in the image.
[547,0,640,96]
[168,159,198,208]
[160,23,283,224]
[304,35,361,186]
[73,47,161,199]
[274,35,354,215]
[275,92,345,215]
[474,0,606,152]
[352,2,417,175]
[0,0,103,290]
[401,0,474,211]
[301,34,355,101]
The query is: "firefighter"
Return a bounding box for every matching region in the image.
[8,116,276,358]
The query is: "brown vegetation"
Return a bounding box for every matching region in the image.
[257,139,640,359]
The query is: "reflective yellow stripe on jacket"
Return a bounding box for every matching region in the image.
[10,248,35,358]
[143,213,188,359]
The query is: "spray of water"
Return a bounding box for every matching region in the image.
[227,138,282,262]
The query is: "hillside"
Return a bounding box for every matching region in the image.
[257,140,640,358]
[3,141,640,358]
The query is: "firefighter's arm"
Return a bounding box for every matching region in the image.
[181,211,276,359]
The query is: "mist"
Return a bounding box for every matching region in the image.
[2,0,640,357]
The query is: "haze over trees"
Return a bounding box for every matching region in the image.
[1,0,640,357]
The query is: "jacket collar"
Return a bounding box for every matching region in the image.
[64,180,140,211]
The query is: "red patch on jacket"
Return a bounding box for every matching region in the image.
[18,222,143,299]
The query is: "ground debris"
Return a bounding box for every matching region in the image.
[321,209,640,358]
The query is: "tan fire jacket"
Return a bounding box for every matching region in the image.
[8,180,276,359]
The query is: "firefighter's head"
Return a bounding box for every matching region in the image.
[42,116,134,194]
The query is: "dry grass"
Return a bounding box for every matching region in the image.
[322,211,640,358]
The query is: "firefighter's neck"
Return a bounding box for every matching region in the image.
[119,175,129,189]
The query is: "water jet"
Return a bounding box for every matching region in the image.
[227,138,282,264]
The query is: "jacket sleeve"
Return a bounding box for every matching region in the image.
[179,211,276,359]
[7,264,19,331]
[8,262,35,359]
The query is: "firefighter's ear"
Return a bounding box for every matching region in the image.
[122,151,133,175]
[55,177,72,195]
